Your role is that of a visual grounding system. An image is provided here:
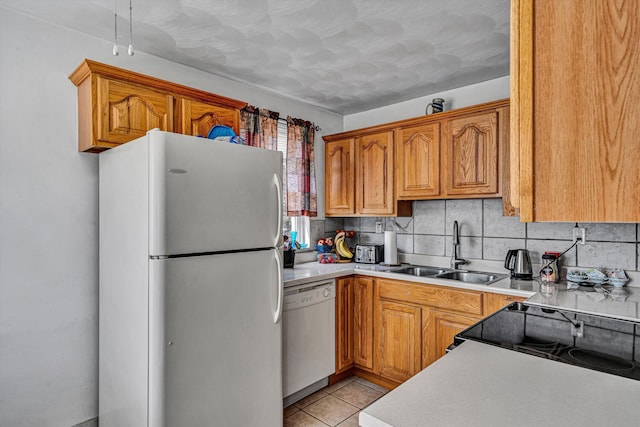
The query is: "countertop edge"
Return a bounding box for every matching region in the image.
[284,262,536,297]
[359,340,640,427]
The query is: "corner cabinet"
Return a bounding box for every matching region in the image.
[511,0,640,222]
[69,59,246,152]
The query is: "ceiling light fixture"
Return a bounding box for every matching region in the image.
[112,0,134,56]
[112,0,118,55]
[127,0,134,56]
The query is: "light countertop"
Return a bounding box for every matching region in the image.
[286,262,640,427]
[284,261,536,297]
[283,262,355,287]
[359,340,640,427]
[527,283,640,323]
[285,262,640,322]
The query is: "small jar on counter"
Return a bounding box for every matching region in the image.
[540,253,559,282]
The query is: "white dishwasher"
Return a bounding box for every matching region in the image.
[283,279,336,403]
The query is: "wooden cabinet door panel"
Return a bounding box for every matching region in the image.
[376,300,421,383]
[483,293,526,316]
[97,77,173,146]
[444,111,499,196]
[336,277,354,373]
[357,131,394,215]
[325,139,356,215]
[353,277,374,370]
[513,0,640,222]
[423,310,478,368]
[377,278,483,317]
[178,98,239,137]
[396,123,441,198]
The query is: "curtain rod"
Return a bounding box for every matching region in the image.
[277,117,321,132]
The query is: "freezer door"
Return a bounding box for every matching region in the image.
[149,249,283,426]
[148,131,283,256]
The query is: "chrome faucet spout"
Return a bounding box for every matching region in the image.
[451,220,468,270]
[453,221,460,245]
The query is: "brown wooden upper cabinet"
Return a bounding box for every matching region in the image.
[357,131,395,215]
[325,138,356,215]
[511,0,640,222]
[69,59,246,152]
[324,131,411,217]
[325,99,511,216]
[395,123,441,198]
[175,97,241,138]
[443,110,499,196]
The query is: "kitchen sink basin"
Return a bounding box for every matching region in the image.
[390,265,507,285]
[435,271,506,285]
[392,266,449,277]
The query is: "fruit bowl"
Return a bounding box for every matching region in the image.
[316,244,332,253]
[318,253,338,264]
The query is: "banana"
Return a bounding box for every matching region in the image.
[335,236,346,257]
[337,238,353,258]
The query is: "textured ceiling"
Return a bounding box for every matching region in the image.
[1,0,510,114]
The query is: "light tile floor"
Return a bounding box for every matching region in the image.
[284,376,389,427]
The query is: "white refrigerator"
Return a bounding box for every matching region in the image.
[99,130,284,426]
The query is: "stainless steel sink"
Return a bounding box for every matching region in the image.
[435,271,507,285]
[391,265,507,285]
[392,266,449,277]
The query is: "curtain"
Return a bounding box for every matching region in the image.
[239,105,279,150]
[286,116,317,217]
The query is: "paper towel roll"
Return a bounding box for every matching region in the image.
[384,231,398,265]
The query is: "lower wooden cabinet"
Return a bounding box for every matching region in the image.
[423,309,479,368]
[335,277,354,373]
[483,292,526,315]
[375,300,422,383]
[333,275,526,388]
[353,277,374,370]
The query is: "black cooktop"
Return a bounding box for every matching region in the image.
[454,302,640,381]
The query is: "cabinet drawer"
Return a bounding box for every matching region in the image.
[377,279,483,316]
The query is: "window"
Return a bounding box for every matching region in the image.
[277,119,310,246]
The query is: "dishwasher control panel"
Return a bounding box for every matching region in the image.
[284,280,336,311]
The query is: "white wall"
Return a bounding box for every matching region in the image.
[0,8,341,426]
[343,76,510,130]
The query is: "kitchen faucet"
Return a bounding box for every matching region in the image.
[451,220,468,270]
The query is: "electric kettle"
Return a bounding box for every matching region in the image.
[504,249,533,280]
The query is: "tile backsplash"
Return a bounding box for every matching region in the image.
[334,199,639,273]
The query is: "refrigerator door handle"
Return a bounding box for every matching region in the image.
[274,173,283,247]
[274,249,284,324]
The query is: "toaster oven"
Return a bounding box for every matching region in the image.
[355,244,384,264]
